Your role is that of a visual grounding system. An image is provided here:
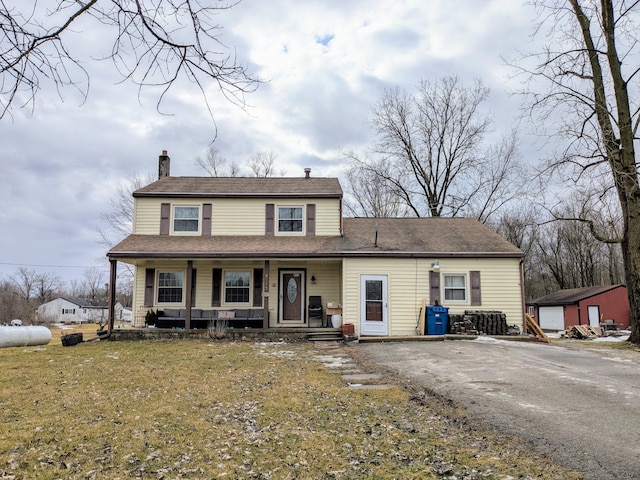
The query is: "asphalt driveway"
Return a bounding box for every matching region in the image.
[357,338,640,480]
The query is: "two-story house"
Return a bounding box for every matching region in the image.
[105,151,525,337]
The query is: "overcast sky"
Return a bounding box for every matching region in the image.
[0,0,539,288]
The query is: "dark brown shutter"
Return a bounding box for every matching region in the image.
[144,268,155,307]
[265,204,274,236]
[306,204,316,236]
[429,270,440,305]
[253,268,263,307]
[202,203,212,236]
[470,271,482,306]
[160,203,171,235]
[212,268,222,307]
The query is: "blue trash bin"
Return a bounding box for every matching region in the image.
[426,306,449,335]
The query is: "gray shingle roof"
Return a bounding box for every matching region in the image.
[108,217,522,259]
[133,176,343,198]
[530,285,626,305]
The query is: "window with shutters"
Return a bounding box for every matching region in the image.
[172,205,200,233]
[277,206,303,234]
[443,274,466,301]
[224,271,251,304]
[157,271,184,303]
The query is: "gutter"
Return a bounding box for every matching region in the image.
[107,251,524,260]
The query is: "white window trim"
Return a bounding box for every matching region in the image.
[443,273,468,303]
[276,205,305,235]
[222,270,252,306]
[171,204,201,235]
[157,270,185,305]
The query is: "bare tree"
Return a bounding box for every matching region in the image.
[82,267,106,302]
[347,76,521,222]
[0,1,258,121]
[536,208,611,290]
[9,267,37,304]
[33,272,64,303]
[195,147,240,177]
[247,151,285,177]
[342,158,408,217]
[518,0,640,343]
[7,267,40,323]
[98,171,156,249]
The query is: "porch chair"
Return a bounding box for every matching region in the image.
[308,296,324,326]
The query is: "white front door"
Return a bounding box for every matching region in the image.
[360,275,388,336]
[588,305,600,328]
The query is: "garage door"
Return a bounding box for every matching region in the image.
[539,306,565,330]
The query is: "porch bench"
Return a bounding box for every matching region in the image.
[154,308,265,329]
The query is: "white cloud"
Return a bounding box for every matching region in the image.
[0,0,539,284]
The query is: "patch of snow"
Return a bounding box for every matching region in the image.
[593,335,629,342]
[545,331,564,338]
[471,336,509,345]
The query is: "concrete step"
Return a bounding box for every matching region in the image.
[308,335,343,342]
[307,329,343,342]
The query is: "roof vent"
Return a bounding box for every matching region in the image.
[304,168,311,179]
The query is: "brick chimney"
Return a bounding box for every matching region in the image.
[304,167,311,179]
[158,150,170,179]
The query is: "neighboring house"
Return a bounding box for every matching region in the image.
[527,285,630,331]
[37,297,123,324]
[119,307,132,322]
[105,151,525,336]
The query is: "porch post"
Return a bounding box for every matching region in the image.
[107,259,117,333]
[263,260,270,329]
[185,260,193,329]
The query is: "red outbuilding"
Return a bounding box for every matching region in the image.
[527,285,630,331]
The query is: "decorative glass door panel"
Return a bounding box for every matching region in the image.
[280,271,305,323]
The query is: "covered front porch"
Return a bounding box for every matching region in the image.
[106,257,344,334]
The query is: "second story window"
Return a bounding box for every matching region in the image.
[278,206,303,233]
[173,206,200,233]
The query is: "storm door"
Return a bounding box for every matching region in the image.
[279,270,305,323]
[360,275,388,335]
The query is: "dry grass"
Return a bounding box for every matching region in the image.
[0,334,581,479]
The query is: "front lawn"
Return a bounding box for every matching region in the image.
[0,335,580,479]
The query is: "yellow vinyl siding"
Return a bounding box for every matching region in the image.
[343,258,430,336]
[132,197,341,236]
[134,198,164,234]
[343,257,523,336]
[312,199,342,236]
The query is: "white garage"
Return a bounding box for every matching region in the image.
[538,306,565,330]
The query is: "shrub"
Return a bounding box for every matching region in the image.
[208,318,228,339]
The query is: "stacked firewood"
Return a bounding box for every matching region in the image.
[449,310,508,336]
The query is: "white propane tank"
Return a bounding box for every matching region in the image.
[0,326,52,348]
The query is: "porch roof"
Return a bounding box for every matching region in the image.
[108,217,522,260]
